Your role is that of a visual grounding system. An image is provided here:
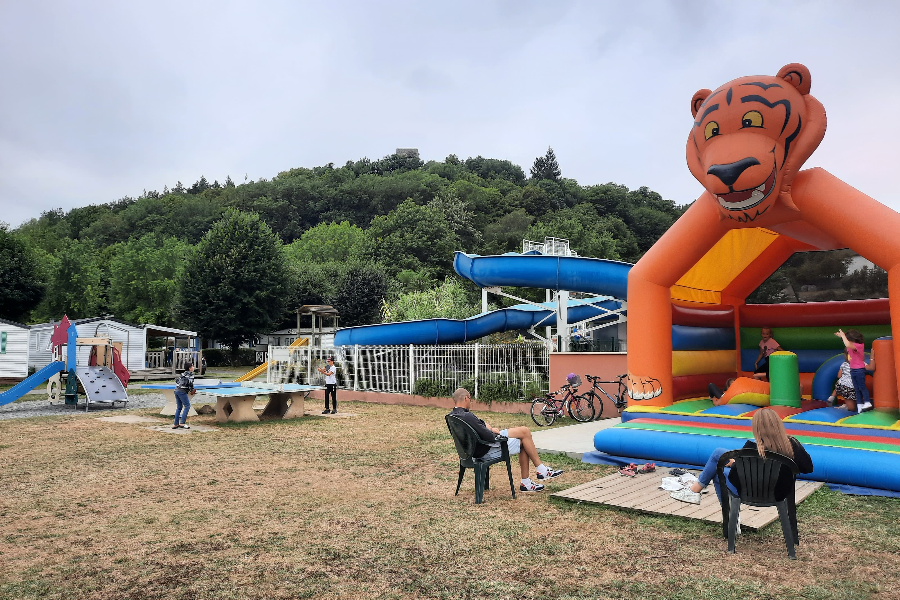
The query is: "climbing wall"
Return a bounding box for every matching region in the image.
[75,366,128,406]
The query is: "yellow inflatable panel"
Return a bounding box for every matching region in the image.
[672,350,736,377]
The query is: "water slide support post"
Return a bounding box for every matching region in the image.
[557,290,569,352]
[409,344,414,395]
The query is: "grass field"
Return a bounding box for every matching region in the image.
[1,402,899,600]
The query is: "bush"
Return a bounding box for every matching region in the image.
[202,348,258,367]
[413,377,451,398]
[477,375,521,404]
[457,373,547,404]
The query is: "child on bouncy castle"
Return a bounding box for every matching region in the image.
[753,328,782,382]
[828,349,858,411]
[835,329,873,413]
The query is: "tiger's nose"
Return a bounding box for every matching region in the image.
[707,157,761,188]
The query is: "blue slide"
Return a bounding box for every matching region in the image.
[0,361,65,406]
[334,252,633,346]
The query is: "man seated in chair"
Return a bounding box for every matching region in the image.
[449,387,563,492]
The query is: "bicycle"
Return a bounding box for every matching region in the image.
[577,373,629,420]
[530,381,595,426]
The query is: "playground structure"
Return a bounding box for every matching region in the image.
[236,336,309,382]
[591,63,900,494]
[0,315,130,410]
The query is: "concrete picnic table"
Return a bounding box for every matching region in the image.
[192,383,323,423]
[139,380,240,417]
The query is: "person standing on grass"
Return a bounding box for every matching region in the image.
[173,361,196,429]
[449,387,563,492]
[317,356,338,414]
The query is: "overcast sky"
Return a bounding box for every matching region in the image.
[2,0,899,228]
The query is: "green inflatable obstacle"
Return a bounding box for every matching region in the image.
[769,351,801,408]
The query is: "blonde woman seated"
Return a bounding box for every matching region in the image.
[671,408,814,510]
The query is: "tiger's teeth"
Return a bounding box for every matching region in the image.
[756,183,765,192]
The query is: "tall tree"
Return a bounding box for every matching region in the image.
[0,224,46,322]
[31,238,105,321]
[330,262,390,326]
[530,147,561,181]
[108,234,190,325]
[177,209,288,353]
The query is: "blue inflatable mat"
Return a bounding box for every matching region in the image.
[786,407,856,424]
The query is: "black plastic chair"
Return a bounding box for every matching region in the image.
[717,449,800,559]
[445,414,516,504]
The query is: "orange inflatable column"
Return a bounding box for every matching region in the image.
[872,338,898,412]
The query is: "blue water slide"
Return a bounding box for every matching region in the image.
[0,361,65,406]
[334,298,622,346]
[333,252,633,347]
[453,252,631,298]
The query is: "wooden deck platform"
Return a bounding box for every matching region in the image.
[552,470,822,531]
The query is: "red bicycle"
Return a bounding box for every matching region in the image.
[530,377,595,426]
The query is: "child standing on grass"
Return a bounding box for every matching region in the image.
[835,329,873,413]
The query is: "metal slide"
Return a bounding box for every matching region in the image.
[0,361,65,406]
[334,252,632,346]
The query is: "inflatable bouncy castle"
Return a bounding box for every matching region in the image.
[592,63,900,494]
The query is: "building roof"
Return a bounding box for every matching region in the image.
[29,315,143,330]
[0,317,30,329]
[142,324,198,338]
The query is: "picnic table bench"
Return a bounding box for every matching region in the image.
[193,383,323,423]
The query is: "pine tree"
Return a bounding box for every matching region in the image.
[530,147,562,181]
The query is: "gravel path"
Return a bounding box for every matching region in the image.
[0,393,168,421]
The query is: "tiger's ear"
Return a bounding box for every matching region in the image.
[691,89,712,118]
[777,63,812,95]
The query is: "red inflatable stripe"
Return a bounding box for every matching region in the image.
[672,304,735,327]
[740,298,890,328]
[672,372,736,401]
[629,417,900,446]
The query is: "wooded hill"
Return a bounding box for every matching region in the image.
[1,149,685,350]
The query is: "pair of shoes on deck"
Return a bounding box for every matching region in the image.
[619,463,656,477]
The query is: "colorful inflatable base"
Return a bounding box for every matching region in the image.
[594,398,900,492]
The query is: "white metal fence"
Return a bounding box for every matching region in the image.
[265,343,550,401]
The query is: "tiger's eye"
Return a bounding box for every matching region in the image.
[741,110,763,128]
[704,121,720,140]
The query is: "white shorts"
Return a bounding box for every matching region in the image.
[481,429,521,460]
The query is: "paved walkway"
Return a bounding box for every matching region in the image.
[530,418,621,459]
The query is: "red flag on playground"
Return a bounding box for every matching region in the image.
[50,315,72,348]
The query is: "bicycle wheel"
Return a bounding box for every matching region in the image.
[530,397,557,427]
[590,391,605,420]
[568,394,596,422]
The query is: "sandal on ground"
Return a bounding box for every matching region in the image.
[636,462,656,474]
[172,425,180,429]
[618,465,637,477]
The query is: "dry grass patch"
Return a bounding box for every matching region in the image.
[0,402,898,599]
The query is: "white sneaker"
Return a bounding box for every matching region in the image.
[858,401,873,413]
[670,488,701,505]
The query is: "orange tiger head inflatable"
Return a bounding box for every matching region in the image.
[687,63,827,222]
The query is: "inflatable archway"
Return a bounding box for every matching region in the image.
[591,64,900,492]
[626,63,900,413]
